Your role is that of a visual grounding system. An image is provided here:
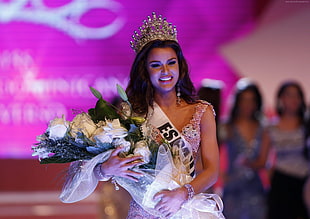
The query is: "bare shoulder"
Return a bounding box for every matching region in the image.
[195,100,216,118]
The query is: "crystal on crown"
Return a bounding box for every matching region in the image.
[130,12,178,53]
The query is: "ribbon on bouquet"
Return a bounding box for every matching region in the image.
[59,149,113,203]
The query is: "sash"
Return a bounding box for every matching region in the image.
[148,102,195,178]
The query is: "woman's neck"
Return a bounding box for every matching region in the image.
[154,92,177,108]
[278,113,301,130]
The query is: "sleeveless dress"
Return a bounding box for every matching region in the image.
[126,102,213,218]
[222,125,267,219]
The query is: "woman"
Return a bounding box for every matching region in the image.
[220,78,267,219]
[95,13,223,218]
[252,81,309,219]
[304,113,310,217]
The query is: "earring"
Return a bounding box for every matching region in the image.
[177,84,181,106]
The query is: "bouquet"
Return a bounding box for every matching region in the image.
[32,85,161,169]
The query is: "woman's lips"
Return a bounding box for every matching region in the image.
[159,76,173,82]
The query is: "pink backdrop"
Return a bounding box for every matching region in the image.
[0,0,258,158]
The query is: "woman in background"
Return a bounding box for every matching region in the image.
[220,78,267,219]
[304,112,310,217]
[251,81,309,219]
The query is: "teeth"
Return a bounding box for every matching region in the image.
[159,76,172,81]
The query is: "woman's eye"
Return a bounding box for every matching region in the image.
[168,60,176,65]
[150,63,161,68]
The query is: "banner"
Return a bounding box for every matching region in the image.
[0,0,251,157]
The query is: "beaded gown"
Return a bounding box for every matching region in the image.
[222,125,267,219]
[126,101,213,219]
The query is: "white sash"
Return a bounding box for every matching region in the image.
[148,102,196,177]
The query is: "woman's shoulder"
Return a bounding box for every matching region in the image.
[194,100,216,117]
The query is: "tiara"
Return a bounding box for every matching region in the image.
[130,12,178,53]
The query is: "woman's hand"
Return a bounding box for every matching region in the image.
[153,187,188,218]
[101,146,144,181]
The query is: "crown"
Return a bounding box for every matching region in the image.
[130,12,178,53]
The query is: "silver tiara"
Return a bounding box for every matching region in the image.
[130,12,178,53]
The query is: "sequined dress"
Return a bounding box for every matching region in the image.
[222,125,267,219]
[126,101,212,219]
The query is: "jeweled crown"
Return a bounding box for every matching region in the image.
[130,12,178,53]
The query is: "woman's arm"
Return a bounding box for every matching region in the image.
[246,129,271,170]
[153,106,220,217]
[191,105,220,193]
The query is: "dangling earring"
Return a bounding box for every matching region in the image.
[176,84,181,106]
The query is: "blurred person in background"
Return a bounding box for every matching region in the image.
[249,80,309,219]
[198,78,224,144]
[219,78,267,219]
[303,107,310,217]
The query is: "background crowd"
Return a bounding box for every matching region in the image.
[199,78,310,219]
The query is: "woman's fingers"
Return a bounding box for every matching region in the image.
[123,154,143,163]
[111,147,144,165]
[153,189,185,218]
[111,146,125,156]
[155,200,173,218]
[153,191,164,201]
[105,147,145,180]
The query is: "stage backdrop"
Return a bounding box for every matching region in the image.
[0,0,257,158]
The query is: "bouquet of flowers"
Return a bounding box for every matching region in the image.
[32,85,160,169]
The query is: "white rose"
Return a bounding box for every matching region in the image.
[70,113,97,138]
[103,119,128,138]
[94,132,113,144]
[134,141,151,163]
[47,115,69,140]
[90,126,105,141]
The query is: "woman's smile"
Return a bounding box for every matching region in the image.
[159,75,173,82]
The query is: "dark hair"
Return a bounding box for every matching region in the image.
[126,40,197,115]
[198,86,221,123]
[228,81,263,124]
[275,81,306,122]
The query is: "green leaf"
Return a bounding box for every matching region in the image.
[116,84,128,102]
[90,86,102,99]
[92,98,120,121]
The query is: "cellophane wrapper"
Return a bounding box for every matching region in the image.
[59,145,225,219]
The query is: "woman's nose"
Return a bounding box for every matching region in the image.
[161,64,169,74]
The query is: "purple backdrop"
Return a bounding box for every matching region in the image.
[0,0,255,158]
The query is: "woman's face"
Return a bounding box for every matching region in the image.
[146,47,179,95]
[238,90,258,117]
[280,85,302,114]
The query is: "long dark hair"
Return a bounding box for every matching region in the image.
[126,40,197,115]
[228,80,263,125]
[275,81,306,123]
